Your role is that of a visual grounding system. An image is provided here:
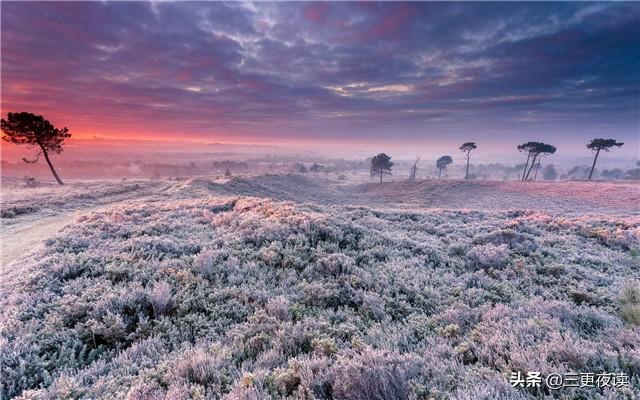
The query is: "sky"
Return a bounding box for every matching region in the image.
[1,1,639,157]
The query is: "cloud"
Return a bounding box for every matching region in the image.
[1,1,638,145]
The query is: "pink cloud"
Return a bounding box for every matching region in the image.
[303,3,330,24]
[360,4,417,42]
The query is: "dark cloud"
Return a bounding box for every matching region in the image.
[1,1,638,145]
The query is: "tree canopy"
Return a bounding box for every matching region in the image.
[436,156,453,169]
[587,138,624,152]
[436,155,453,179]
[309,163,325,176]
[459,142,477,153]
[517,141,540,155]
[1,112,71,184]
[542,165,557,180]
[586,138,624,180]
[517,142,556,159]
[518,142,556,182]
[2,112,70,153]
[370,153,393,183]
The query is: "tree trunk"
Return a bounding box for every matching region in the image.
[521,152,531,182]
[41,147,64,185]
[524,155,537,181]
[379,170,383,183]
[438,168,441,179]
[465,154,470,180]
[588,149,600,180]
[534,159,541,181]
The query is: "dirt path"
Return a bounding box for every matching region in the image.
[1,212,76,268]
[0,181,179,269]
[0,207,106,297]
[0,182,180,299]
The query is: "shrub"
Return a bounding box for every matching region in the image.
[148,281,172,317]
[468,243,510,268]
[2,195,638,399]
[307,253,354,278]
[328,349,424,400]
[126,381,165,400]
[1,205,37,218]
[619,281,640,326]
[265,296,291,321]
[172,346,233,389]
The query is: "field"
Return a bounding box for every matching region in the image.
[1,175,639,400]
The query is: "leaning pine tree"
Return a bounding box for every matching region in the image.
[517,142,537,181]
[1,112,71,185]
[370,153,393,183]
[518,141,556,182]
[587,138,624,180]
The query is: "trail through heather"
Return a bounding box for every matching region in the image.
[1,180,176,268]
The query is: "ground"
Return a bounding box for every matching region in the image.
[1,175,639,400]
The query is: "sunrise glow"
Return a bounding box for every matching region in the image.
[1,1,638,154]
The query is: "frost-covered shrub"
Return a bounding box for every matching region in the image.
[148,281,172,317]
[265,296,290,321]
[126,381,165,400]
[171,345,234,389]
[1,205,37,218]
[328,349,424,400]
[614,226,640,250]
[192,249,216,276]
[619,281,640,326]
[453,378,530,400]
[192,248,238,280]
[468,243,510,268]
[475,228,538,255]
[305,253,354,278]
[448,242,469,257]
[362,291,386,321]
[86,310,128,345]
[1,196,638,399]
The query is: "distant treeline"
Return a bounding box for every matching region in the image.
[0,160,251,180]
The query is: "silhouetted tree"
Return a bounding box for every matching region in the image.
[587,138,624,180]
[459,142,476,180]
[503,165,515,181]
[625,167,640,180]
[225,168,232,177]
[601,168,624,180]
[513,163,527,181]
[518,142,556,182]
[566,165,591,180]
[517,142,535,181]
[1,112,71,184]
[532,160,539,180]
[309,163,324,177]
[370,153,393,183]
[542,164,557,180]
[528,143,556,181]
[436,155,453,179]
